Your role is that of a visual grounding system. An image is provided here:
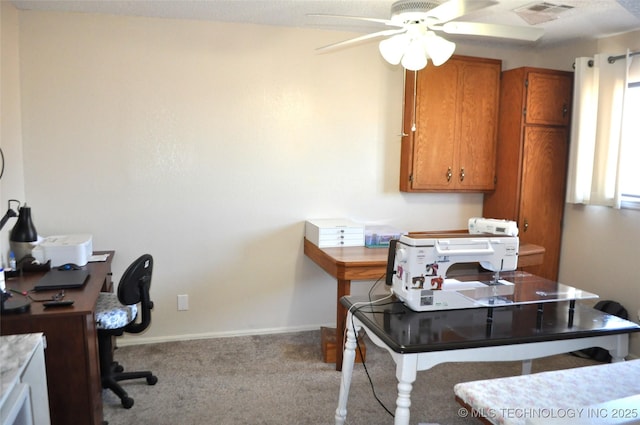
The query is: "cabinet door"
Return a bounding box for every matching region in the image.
[525,71,573,126]
[401,56,500,191]
[518,126,568,281]
[410,61,459,190]
[457,61,500,190]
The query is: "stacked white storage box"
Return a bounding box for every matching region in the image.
[305,219,365,248]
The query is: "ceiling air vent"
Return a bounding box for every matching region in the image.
[514,2,574,25]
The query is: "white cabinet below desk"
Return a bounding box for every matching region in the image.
[0,333,51,425]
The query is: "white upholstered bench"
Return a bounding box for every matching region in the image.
[454,359,640,425]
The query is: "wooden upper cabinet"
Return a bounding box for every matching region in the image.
[400,55,501,192]
[525,71,573,126]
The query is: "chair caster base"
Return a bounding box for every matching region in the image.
[147,375,158,385]
[121,396,134,409]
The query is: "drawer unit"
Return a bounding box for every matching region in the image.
[305,219,365,248]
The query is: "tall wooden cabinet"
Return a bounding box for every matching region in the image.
[483,67,573,281]
[400,55,501,192]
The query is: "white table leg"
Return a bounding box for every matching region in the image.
[521,359,532,374]
[335,314,359,425]
[393,354,418,425]
[609,333,629,362]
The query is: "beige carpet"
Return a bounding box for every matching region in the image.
[102,330,599,425]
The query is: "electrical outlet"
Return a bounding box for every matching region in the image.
[177,294,189,311]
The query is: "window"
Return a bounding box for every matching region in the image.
[567,52,639,209]
[620,81,640,209]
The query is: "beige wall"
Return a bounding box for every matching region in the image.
[1,1,26,245]
[3,4,639,356]
[9,9,488,342]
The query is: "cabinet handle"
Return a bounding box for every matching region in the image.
[562,104,568,118]
[446,167,452,182]
[460,168,465,182]
[523,219,529,232]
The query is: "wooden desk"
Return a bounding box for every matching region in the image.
[1,251,114,425]
[303,237,545,370]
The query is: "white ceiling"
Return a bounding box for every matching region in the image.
[9,0,640,48]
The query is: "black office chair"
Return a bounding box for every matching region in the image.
[95,254,158,409]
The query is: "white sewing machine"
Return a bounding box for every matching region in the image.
[386,233,519,311]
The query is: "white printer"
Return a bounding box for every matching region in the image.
[32,234,93,267]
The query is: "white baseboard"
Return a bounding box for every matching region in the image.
[116,323,334,347]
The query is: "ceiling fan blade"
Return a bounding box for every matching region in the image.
[316,28,407,52]
[438,21,544,41]
[307,13,401,27]
[426,0,498,23]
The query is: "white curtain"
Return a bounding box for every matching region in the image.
[566,50,633,208]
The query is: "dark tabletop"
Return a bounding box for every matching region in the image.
[341,294,640,354]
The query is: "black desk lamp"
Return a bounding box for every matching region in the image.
[10,203,38,262]
[1,200,33,314]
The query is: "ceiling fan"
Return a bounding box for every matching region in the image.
[310,0,544,71]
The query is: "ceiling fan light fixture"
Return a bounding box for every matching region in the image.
[379,30,454,70]
[422,32,456,66]
[401,38,428,71]
[379,33,410,65]
[314,0,545,67]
